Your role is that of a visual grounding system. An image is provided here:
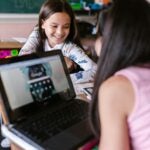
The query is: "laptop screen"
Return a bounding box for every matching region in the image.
[0,50,75,123]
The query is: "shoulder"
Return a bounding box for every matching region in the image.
[63,42,81,49]
[62,42,84,55]
[99,75,134,116]
[28,26,39,38]
[100,75,133,93]
[98,75,133,150]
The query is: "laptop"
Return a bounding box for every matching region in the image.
[0,50,93,150]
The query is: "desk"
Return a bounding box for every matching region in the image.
[0,40,23,48]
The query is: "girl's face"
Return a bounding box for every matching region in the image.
[42,12,71,47]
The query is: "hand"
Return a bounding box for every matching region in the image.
[11,143,23,150]
[64,57,77,73]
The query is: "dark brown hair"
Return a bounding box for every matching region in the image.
[37,0,82,52]
[90,0,150,138]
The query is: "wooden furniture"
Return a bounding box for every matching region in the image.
[0,40,23,49]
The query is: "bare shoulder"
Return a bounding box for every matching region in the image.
[100,75,133,95]
[99,75,134,116]
[98,75,133,149]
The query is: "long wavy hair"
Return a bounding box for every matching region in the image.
[90,0,150,138]
[37,0,82,52]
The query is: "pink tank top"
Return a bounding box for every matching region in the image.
[115,66,150,150]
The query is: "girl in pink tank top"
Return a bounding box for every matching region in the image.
[89,0,150,150]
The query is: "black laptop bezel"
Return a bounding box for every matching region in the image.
[0,50,76,124]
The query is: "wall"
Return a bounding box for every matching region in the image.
[0,14,97,39]
[0,14,37,39]
[0,0,100,39]
[0,0,44,13]
[0,22,36,39]
[0,0,43,39]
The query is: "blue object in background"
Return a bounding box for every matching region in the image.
[88,3,103,10]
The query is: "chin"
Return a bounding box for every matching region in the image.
[56,41,63,45]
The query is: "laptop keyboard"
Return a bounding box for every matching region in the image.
[16,100,89,143]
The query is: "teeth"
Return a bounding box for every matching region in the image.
[55,35,63,39]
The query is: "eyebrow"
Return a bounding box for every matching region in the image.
[50,22,71,26]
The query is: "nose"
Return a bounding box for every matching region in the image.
[56,27,64,36]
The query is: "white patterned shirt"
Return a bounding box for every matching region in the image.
[19,28,97,83]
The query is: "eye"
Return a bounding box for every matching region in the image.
[63,25,70,29]
[64,26,70,29]
[50,25,57,28]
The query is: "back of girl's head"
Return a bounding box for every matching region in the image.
[102,0,150,68]
[90,0,150,137]
[38,0,79,44]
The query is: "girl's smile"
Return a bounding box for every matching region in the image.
[42,12,71,47]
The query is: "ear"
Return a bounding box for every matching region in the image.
[41,19,45,29]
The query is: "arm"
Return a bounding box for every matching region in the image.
[19,27,39,55]
[11,143,23,150]
[62,42,97,83]
[98,75,134,150]
[64,56,77,73]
